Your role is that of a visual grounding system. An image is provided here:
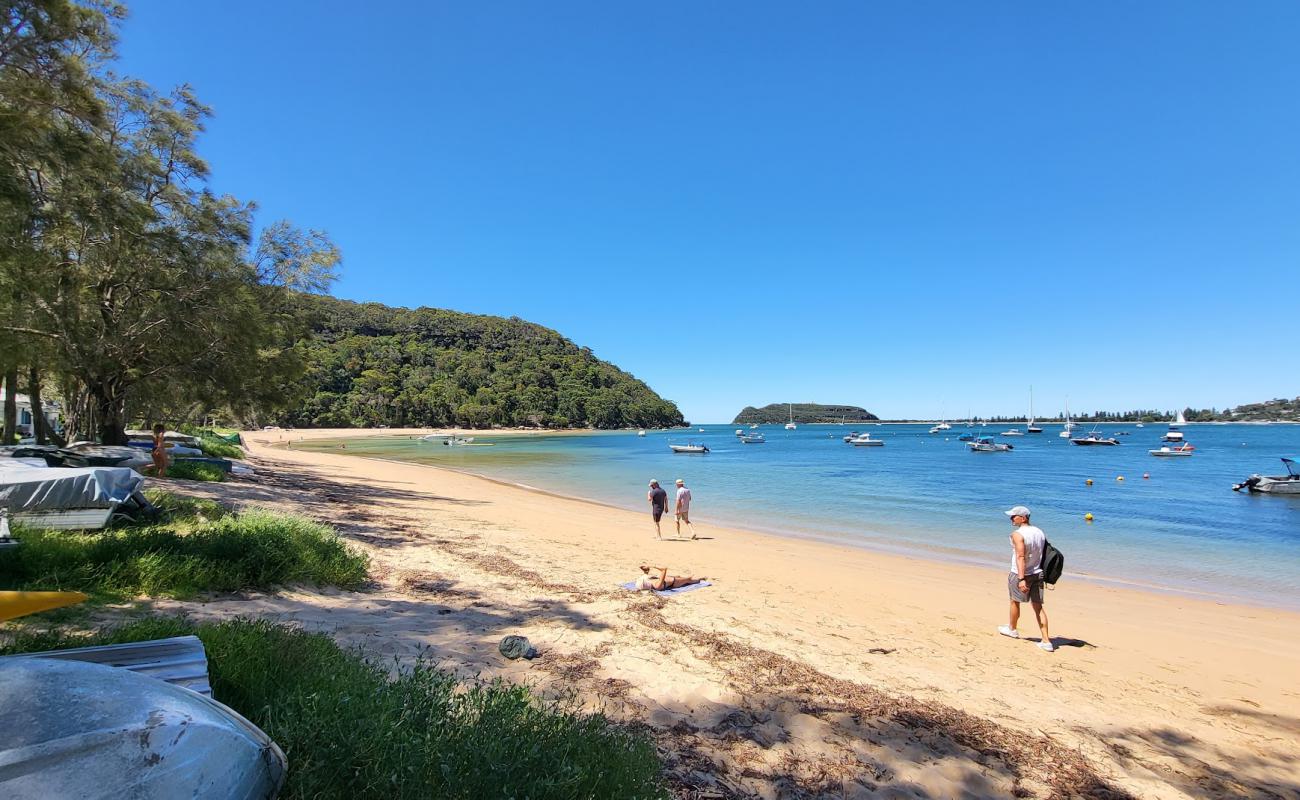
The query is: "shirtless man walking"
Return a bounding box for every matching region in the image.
[674,478,697,540]
[998,505,1054,652]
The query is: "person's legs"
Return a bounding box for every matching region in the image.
[1030,598,1050,644]
[653,510,663,539]
[1008,599,1021,631]
[675,512,683,538]
[680,511,696,539]
[153,451,167,479]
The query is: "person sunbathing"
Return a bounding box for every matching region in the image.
[635,564,706,591]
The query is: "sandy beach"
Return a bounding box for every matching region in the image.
[154,428,1300,799]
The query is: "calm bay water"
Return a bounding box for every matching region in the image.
[298,424,1300,609]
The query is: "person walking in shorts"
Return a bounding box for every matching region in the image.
[647,479,668,539]
[998,505,1053,651]
[674,478,696,540]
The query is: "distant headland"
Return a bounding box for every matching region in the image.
[733,404,879,425]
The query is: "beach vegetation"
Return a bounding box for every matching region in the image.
[0,617,668,800]
[165,460,228,482]
[0,504,368,600]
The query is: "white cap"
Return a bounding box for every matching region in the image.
[675,478,684,485]
[649,479,659,486]
[1004,505,1031,518]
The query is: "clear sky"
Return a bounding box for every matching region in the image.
[116,1,1300,422]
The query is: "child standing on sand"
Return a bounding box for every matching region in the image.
[150,423,168,478]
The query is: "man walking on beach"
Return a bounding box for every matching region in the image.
[674,478,697,540]
[998,505,1054,652]
[647,479,668,539]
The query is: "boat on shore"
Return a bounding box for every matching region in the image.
[1233,458,1300,493]
[669,443,710,454]
[1150,444,1195,457]
[848,433,884,447]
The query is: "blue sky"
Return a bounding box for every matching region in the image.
[118,1,1299,422]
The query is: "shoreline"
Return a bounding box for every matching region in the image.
[226,428,1300,798]
[280,431,1298,613]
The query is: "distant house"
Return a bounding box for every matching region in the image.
[0,389,62,437]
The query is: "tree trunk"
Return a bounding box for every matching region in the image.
[27,367,63,446]
[2,366,17,444]
[87,378,129,445]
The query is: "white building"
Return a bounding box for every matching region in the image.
[0,389,62,437]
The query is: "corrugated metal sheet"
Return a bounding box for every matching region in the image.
[0,635,212,697]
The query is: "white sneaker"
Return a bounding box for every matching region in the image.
[998,625,1020,639]
[1038,640,1055,652]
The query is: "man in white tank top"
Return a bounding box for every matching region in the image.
[998,505,1054,652]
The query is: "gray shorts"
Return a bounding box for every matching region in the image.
[1008,572,1044,603]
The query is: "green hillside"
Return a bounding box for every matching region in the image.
[279,296,684,429]
[733,404,879,425]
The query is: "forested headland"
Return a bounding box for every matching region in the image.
[733,404,879,425]
[280,296,684,430]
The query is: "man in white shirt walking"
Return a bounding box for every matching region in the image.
[674,478,697,540]
[998,505,1054,652]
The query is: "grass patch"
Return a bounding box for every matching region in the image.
[196,437,244,459]
[167,461,228,482]
[0,618,667,799]
[0,509,368,600]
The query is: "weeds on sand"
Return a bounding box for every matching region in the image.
[0,505,369,600]
[166,460,228,482]
[0,618,668,800]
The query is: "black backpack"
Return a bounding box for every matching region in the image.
[1041,540,1064,585]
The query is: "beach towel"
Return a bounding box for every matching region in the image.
[620,580,712,597]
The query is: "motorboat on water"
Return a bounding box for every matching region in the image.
[735,429,744,436]
[1071,430,1120,446]
[739,433,766,444]
[638,430,647,437]
[848,433,884,447]
[1150,444,1195,457]
[1233,458,1300,494]
[1163,410,1187,442]
[957,432,975,442]
[669,443,710,454]
[968,436,1012,452]
[842,431,860,442]
[1001,429,1024,437]
[750,423,760,429]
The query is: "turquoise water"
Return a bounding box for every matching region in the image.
[298,424,1300,609]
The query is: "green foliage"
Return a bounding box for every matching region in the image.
[166,461,228,482]
[281,295,685,430]
[733,403,879,425]
[0,509,369,599]
[0,618,668,800]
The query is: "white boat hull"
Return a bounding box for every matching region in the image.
[1149,448,1193,457]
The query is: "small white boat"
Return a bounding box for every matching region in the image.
[1060,400,1074,438]
[969,436,1013,452]
[750,423,759,429]
[739,433,766,444]
[929,420,952,434]
[735,429,744,436]
[638,430,647,437]
[842,431,860,442]
[1001,429,1024,437]
[1136,422,1145,428]
[1163,410,1187,442]
[443,436,474,446]
[1026,387,1042,433]
[1150,444,1195,457]
[848,433,884,447]
[669,443,710,454]
[1233,458,1300,494]
[784,404,797,430]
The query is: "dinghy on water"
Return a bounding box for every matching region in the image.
[1150,444,1195,457]
[968,436,1013,452]
[669,443,710,454]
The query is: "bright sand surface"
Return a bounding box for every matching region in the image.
[158,428,1300,798]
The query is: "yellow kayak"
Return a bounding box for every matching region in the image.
[0,591,89,622]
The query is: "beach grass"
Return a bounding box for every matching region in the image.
[166,460,229,482]
[0,617,668,800]
[0,504,368,600]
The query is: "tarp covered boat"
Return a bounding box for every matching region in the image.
[0,463,146,530]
